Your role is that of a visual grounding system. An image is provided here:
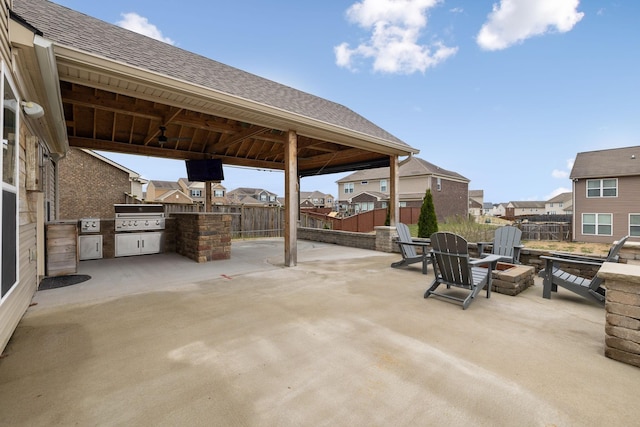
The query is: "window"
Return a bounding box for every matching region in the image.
[436,177,442,191]
[269,195,275,202]
[357,202,374,211]
[190,189,202,198]
[344,183,354,194]
[380,179,387,192]
[2,71,19,298]
[214,190,224,197]
[260,193,267,201]
[582,213,612,236]
[587,179,617,198]
[630,214,640,237]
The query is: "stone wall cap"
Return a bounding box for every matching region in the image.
[598,262,640,284]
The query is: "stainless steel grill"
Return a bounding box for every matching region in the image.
[114,204,165,232]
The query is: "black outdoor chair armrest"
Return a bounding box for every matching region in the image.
[539,255,604,267]
[544,252,607,264]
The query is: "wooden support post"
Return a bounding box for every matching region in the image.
[284,130,298,266]
[390,155,399,226]
[204,181,212,212]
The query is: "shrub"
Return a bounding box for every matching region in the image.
[418,189,438,238]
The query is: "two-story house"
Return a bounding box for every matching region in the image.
[468,190,484,218]
[300,191,334,209]
[545,192,572,215]
[146,180,193,205]
[227,187,281,206]
[505,201,546,218]
[570,145,640,243]
[336,156,469,221]
[58,148,147,219]
[177,178,228,206]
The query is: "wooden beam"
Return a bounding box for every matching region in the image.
[214,125,270,150]
[69,136,285,169]
[284,130,298,267]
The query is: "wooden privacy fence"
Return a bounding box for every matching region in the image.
[300,207,421,233]
[520,222,571,241]
[164,204,284,238]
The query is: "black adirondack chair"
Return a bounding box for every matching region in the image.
[539,235,629,305]
[425,232,500,310]
[390,223,431,274]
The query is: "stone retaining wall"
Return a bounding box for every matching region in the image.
[297,227,376,250]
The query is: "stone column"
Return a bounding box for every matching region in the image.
[597,262,640,368]
[375,226,397,253]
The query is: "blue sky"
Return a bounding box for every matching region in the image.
[50,0,640,204]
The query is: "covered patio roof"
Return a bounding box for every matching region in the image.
[11,0,418,175]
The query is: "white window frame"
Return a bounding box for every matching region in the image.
[630,213,640,237]
[380,179,387,192]
[582,213,612,236]
[190,189,202,198]
[1,65,20,300]
[344,183,354,194]
[586,178,617,198]
[214,190,224,197]
[436,177,442,191]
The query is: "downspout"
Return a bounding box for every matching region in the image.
[33,35,68,160]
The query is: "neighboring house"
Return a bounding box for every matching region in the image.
[482,202,493,216]
[300,191,334,209]
[545,192,573,215]
[468,199,483,218]
[489,203,508,217]
[227,187,281,206]
[58,148,146,219]
[336,156,469,221]
[468,190,484,218]
[177,178,228,205]
[505,201,546,218]
[147,180,191,204]
[570,145,640,243]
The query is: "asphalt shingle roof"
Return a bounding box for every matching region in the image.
[14,0,412,150]
[570,145,640,179]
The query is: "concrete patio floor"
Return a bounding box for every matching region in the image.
[0,238,639,426]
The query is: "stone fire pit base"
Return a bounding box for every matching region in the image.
[484,262,535,296]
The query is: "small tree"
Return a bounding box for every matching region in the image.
[418,189,438,238]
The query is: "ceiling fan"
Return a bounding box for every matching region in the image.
[157,126,190,146]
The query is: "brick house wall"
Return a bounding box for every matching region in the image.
[58,148,131,219]
[400,179,468,222]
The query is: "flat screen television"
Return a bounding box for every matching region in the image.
[185,159,224,182]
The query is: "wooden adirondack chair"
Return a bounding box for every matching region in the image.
[477,225,523,264]
[539,235,629,305]
[424,232,501,310]
[390,223,431,274]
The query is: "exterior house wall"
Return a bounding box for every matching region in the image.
[573,177,640,243]
[399,176,428,194]
[1,6,63,352]
[58,148,130,219]
[431,179,468,222]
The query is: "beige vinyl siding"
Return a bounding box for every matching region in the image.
[399,176,429,194]
[0,223,37,351]
[0,2,10,66]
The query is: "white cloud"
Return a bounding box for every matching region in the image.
[551,169,569,179]
[545,187,572,200]
[335,0,458,74]
[116,12,175,45]
[551,157,575,179]
[476,0,584,51]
